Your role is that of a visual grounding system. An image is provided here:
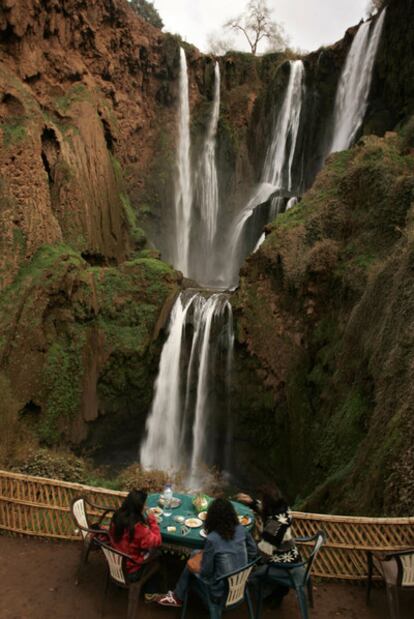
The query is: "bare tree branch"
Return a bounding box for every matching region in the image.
[223,0,288,55]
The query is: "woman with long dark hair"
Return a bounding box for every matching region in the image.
[110,489,161,581]
[151,497,257,607]
[236,485,300,606]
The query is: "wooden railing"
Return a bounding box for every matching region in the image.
[1,469,413,581]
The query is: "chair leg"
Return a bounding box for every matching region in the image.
[295,586,309,619]
[101,570,110,617]
[307,576,314,608]
[385,585,400,619]
[127,581,142,619]
[181,590,189,619]
[246,589,255,619]
[76,541,90,585]
[366,551,373,605]
[255,581,263,619]
[207,601,221,619]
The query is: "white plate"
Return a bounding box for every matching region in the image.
[238,515,252,526]
[184,517,203,529]
[200,529,207,538]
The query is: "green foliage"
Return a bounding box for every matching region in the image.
[128,0,164,29]
[13,449,89,483]
[110,153,123,183]
[12,228,26,255]
[277,202,307,228]
[2,121,27,146]
[40,340,84,444]
[54,83,91,113]
[121,193,147,248]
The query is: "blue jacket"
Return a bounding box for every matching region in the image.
[199,524,257,599]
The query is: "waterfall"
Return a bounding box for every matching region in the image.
[223,60,305,287]
[330,10,386,153]
[262,60,305,191]
[174,48,193,275]
[140,291,234,481]
[199,62,221,248]
[140,294,194,471]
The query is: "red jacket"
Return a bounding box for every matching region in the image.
[110,514,162,573]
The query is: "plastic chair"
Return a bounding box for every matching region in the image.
[97,540,160,619]
[254,531,326,619]
[366,549,414,619]
[181,559,257,619]
[70,495,114,583]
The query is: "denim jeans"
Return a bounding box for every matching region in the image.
[175,566,211,605]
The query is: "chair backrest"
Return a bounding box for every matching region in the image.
[71,497,89,539]
[224,563,255,607]
[101,545,127,586]
[400,554,414,587]
[302,531,326,583]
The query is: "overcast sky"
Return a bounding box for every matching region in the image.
[153,0,370,53]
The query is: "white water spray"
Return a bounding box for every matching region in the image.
[330,10,386,153]
[174,48,193,274]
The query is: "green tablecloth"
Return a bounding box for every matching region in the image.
[147,492,254,550]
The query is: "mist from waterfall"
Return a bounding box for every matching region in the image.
[330,10,386,153]
[223,60,305,288]
[173,48,193,275]
[140,291,234,484]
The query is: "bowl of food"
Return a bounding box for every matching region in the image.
[174,515,185,524]
[192,494,209,513]
[198,511,207,521]
[238,514,252,526]
[159,496,181,509]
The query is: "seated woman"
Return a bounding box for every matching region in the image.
[110,489,162,582]
[152,497,257,607]
[236,485,300,605]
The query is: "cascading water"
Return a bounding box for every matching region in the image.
[262,60,305,191]
[140,294,194,471]
[140,291,234,483]
[330,10,386,153]
[222,60,305,288]
[199,62,221,250]
[173,48,193,275]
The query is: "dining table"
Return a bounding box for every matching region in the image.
[146,492,255,554]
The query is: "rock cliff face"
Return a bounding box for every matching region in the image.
[233,132,414,516]
[0,0,184,452]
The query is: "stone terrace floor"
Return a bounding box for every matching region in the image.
[1,535,413,619]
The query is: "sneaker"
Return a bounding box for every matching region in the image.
[144,593,160,603]
[151,591,183,607]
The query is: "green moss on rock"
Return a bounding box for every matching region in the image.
[0,243,180,451]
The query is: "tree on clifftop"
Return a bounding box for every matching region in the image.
[129,0,164,29]
[224,0,287,55]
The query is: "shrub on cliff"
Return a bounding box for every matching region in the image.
[129,0,164,29]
